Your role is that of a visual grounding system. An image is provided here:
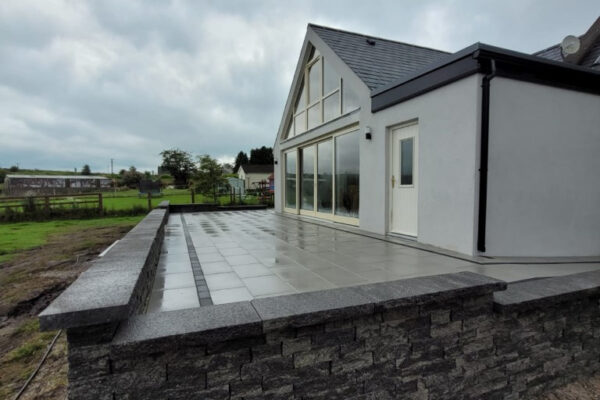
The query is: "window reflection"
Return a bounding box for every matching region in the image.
[285,152,296,208]
[335,131,359,218]
[301,146,315,211]
[317,140,333,213]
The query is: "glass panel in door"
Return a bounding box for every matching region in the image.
[335,131,359,218]
[301,146,315,211]
[285,152,296,208]
[317,140,333,213]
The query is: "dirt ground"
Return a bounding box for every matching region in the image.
[0,223,136,400]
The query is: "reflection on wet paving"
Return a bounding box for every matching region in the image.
[147,210,600,313]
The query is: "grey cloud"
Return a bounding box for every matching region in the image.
[0,0,598,172]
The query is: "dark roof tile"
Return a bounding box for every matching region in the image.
[310,24,450,91]
[240,164,273,174]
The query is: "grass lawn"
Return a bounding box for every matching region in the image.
[101,188,259,210]
[0,216,144,263]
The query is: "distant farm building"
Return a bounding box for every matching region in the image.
[4,175,112,196]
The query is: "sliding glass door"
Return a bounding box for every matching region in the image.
[300,146,315,211]
[284,128,359,225]
[335,131,359,218]
[317,140,333,214]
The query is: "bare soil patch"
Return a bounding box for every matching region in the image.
[0,223,136,400]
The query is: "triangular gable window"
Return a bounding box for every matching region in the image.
[284,44,359,139]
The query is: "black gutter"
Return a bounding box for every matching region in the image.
[477,58,497,253]
[371,43,600,112]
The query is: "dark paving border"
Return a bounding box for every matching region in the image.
[180,213,213,306]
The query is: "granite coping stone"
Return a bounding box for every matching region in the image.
[355,271,507,310]
[112,301,261,346]
[38,208,168,331]
[494,269,600,313]
[112,272,507,344]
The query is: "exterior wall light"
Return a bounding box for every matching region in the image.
[365,126,372,140]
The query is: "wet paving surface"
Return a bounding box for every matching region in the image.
[146,210,600,313]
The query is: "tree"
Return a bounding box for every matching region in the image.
[195,155,227,203]
[9,165,18,172]
[233,151,249,173]
[81,164,91,175]
[121,166,143,188]
[249,146,274,165]
[159,149,196,186]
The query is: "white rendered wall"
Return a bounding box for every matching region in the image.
[363,75,482,255]
[485,78,600,257]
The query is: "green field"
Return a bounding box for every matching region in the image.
[0,188,260,216]
[0,216,144,263]
[101,189,259,210]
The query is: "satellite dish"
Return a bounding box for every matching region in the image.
[561,35,581,56]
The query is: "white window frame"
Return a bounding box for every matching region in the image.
[282,124,359,226]
[286,47,343,139]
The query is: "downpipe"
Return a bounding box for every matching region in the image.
[477,59,497,253]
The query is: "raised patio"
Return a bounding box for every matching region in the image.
[38,205,600,400]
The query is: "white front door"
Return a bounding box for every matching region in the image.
[390,123,418,236]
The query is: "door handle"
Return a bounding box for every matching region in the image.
[391,175,395,188]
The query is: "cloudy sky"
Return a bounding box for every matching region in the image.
[1,0,598,173]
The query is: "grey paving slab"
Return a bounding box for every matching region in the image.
[243,275,295,297]
[232,263,272,278]
[151,210,600,312]
[153,272,196,290]
[210,287,254,305]
[201,261,233,275]
[146,287,200,313]
[205,272,245,290]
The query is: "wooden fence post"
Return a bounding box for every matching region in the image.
[45,196,50,211]
[98,193,103,215]
[147,192,152,211]
[191,187,195,204]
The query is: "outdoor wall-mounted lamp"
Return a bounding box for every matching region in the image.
[365,126,372,140]
[274,159,278,165]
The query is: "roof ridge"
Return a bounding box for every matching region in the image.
[308,23,451,55]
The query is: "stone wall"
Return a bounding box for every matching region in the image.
[59,271,600,400]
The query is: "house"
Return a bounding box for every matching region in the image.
[273,19,600,258]
[237,164,274,190]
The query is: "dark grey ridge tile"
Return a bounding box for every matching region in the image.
[252,286,374,331]
[114,302,261,345]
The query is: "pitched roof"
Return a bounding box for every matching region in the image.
[239,164,273,174]
[310,24,450,91]
[534,17,600,69]
[535,40,600,68]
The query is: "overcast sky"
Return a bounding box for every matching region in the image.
[1,1,598,173]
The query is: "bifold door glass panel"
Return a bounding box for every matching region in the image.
[285,152,296,208]
[286,130,359,221]
[317,140,333,213]
[301,147,315,211]
[400,138,414,185]
[335,131,360,218]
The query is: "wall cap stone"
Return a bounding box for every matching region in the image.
[38,208,169,331]
[494,269,600,313]
[112,272,506,344]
